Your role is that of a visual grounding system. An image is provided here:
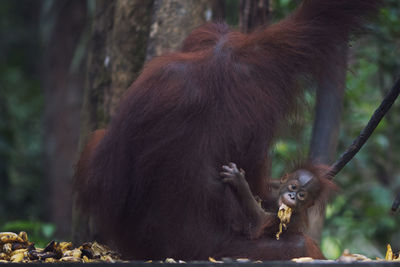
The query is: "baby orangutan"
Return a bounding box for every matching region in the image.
[220,163,334,240]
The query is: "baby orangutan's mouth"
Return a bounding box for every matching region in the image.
[279,193,297,209]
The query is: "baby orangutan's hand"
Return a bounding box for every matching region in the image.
[220,162,247,191]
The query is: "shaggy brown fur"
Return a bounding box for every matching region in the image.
[75,0,379,261]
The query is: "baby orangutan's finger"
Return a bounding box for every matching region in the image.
[220,172,232,178]
[222,165,233,172]
[229,162,238,170]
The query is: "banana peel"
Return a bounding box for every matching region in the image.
[0,231,123,263]
[276,203,292,240]
[0,232,23,243]
[383,244,400,261]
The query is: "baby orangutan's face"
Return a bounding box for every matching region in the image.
[278,170,321,211]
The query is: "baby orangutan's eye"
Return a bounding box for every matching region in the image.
[288,184,297,191]
[297,191,307,201]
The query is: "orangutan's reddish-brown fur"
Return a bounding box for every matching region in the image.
[75,0,379,261]
[220,163,337,242]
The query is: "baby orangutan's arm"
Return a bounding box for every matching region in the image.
[220,163,276,239]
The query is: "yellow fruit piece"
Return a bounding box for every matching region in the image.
[18,231,28,242]
[83,256,92,263]
[63,248,82,258]
[91,242,108,257]
[10,249,27,257]
[58,242,73,253]
[101,255,115,263]
[291,257,314,262]
[0,232,24,243]
[60,256,83,263]
[386,244,393,261]
[352,253,371,261]
[0,252,9,261]
[276,203,292,240]
[2,243,12,254]
[208,257,223,263]
[45,258,57,263]
[10,252,25,263]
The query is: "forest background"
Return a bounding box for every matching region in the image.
[0,0,399,260]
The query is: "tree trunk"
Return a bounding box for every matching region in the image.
[73,0,154,243]
[146,0,211,60]
[307,45,348,243]
[239,0,270,33]
[0,95,11,219]
[79,0,115,139]
[42,0,87,239]
[211,0,226,22]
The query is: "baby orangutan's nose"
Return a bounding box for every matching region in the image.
[282,192,297,209]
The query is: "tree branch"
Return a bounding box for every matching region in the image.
[327,78,400,178]
[392,191,400,212]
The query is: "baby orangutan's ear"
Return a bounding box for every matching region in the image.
[280,173,289,184]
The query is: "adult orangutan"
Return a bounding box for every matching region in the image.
[75,0,379,261]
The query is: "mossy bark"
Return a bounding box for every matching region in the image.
[74,0,154,243]
[146,0,211,61]
[80,0,154,145]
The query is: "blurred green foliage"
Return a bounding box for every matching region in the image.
[0,0,399,259]
[0,0,46,229]
[269,0,400,259]
[321,0,400,259]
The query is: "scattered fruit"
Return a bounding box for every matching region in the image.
[0,231,122,263]
[0,231,399,263]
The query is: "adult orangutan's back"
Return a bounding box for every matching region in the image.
[75,0,379,260]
